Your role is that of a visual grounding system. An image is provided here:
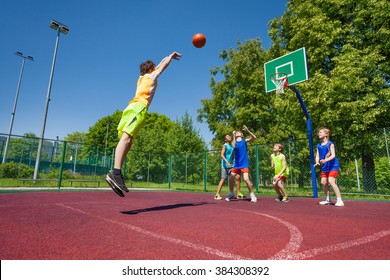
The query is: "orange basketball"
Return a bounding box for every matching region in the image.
[192,33,206,48]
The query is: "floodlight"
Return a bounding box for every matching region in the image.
[50,20,60,30]
[60,25,69,34]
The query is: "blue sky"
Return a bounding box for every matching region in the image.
[0,0,288,146]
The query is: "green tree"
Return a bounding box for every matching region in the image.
[127,113,174,182]
[82,110,122,163]
[167,112,206,185]
[198,39,282,148]
[268,0,390,191]
[64,131,86,143]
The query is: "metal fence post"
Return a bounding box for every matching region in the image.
[57,140,67,189]
[255,144,259,192]
[168,154,172,190]
[203,150,207,192]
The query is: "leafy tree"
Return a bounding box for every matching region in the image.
[64,131,86,143]
[82,110,122,161]
[198,39,284,148]
[268,0,390,191]
[168,112,205,154]
[167,112,205,184]
[127,113,174,182]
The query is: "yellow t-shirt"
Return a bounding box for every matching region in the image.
[130,71,159,107]
[271,153,290,177]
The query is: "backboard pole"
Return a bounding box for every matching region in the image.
[289,85,318,198]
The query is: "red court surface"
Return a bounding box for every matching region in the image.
[0,190,389,260]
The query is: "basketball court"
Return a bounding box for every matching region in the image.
[1,190,389,260]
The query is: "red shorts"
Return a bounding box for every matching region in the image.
[231,168,249,174]
[279,176,287,182]
[321,170,339,178]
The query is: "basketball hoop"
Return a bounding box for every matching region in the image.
[270,72,289,94]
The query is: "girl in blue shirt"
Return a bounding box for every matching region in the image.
[315,127,344,207]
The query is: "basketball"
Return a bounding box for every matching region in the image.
[192,33,206,48]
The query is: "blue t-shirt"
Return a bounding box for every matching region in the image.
[317,140,340,172]
[234,140,249,169]
[221,143,234,169]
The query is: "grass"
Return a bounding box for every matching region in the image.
[0,177,389,200]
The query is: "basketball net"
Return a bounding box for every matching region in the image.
[270,73,289,94]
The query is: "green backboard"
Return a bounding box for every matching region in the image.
[264,47,309,92]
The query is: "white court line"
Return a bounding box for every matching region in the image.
[237,209,390,260]
[56,203,251,260]
[236,209,303,259]
[57,203,390,260]
[287,230,390,260]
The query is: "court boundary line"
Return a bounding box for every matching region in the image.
[57,202,390,260]
[56,203,251,260]
[237,209,390,260]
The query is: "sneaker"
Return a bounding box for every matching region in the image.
[318,200,331,205]
[335,200,344,207]
[250,195,257,203]
[105,177,124,197]
[106,172,129,193]
[282,196,289,202]
[236,193,246,200]
[225,193,235,201]
[214,194,222,200]
[275,195,283,202]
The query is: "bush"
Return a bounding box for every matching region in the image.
[0,162,34,178]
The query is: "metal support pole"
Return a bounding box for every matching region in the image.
[3,53,33,164]
[289,85,318,198]
[34,29,61,179]
[34,20,68,179]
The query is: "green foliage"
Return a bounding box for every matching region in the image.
[198,38,283,148]
[125,112,205,182]
[0,162,34,178]
[268,0,390,154]
[84,110,122,151]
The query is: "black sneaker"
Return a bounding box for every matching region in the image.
[106,172,129,193]
[106,178,124,197]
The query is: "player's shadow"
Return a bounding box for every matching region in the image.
[121,202,210,215]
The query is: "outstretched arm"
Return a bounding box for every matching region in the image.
[232,131,237,148]
[243,125,257,143]
[155,52,182,76]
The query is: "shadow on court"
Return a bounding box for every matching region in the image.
[121,202,211,215]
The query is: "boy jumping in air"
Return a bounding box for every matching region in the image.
[106,52,182,197]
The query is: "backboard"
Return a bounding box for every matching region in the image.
[264,47,309,92]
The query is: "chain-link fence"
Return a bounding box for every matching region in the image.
[1,129,389,198]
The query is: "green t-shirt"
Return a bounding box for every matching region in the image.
[271,153,289,177]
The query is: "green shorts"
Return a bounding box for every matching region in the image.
[117,102,147,139]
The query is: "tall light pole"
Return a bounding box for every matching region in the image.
[2,52,34,164]
[33,20,69,180]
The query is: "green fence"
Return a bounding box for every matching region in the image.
[1,129,389,198]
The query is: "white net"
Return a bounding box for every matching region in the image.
[271,73,288,94]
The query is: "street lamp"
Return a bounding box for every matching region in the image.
[33,20,69,179]
[2,52,34,164]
